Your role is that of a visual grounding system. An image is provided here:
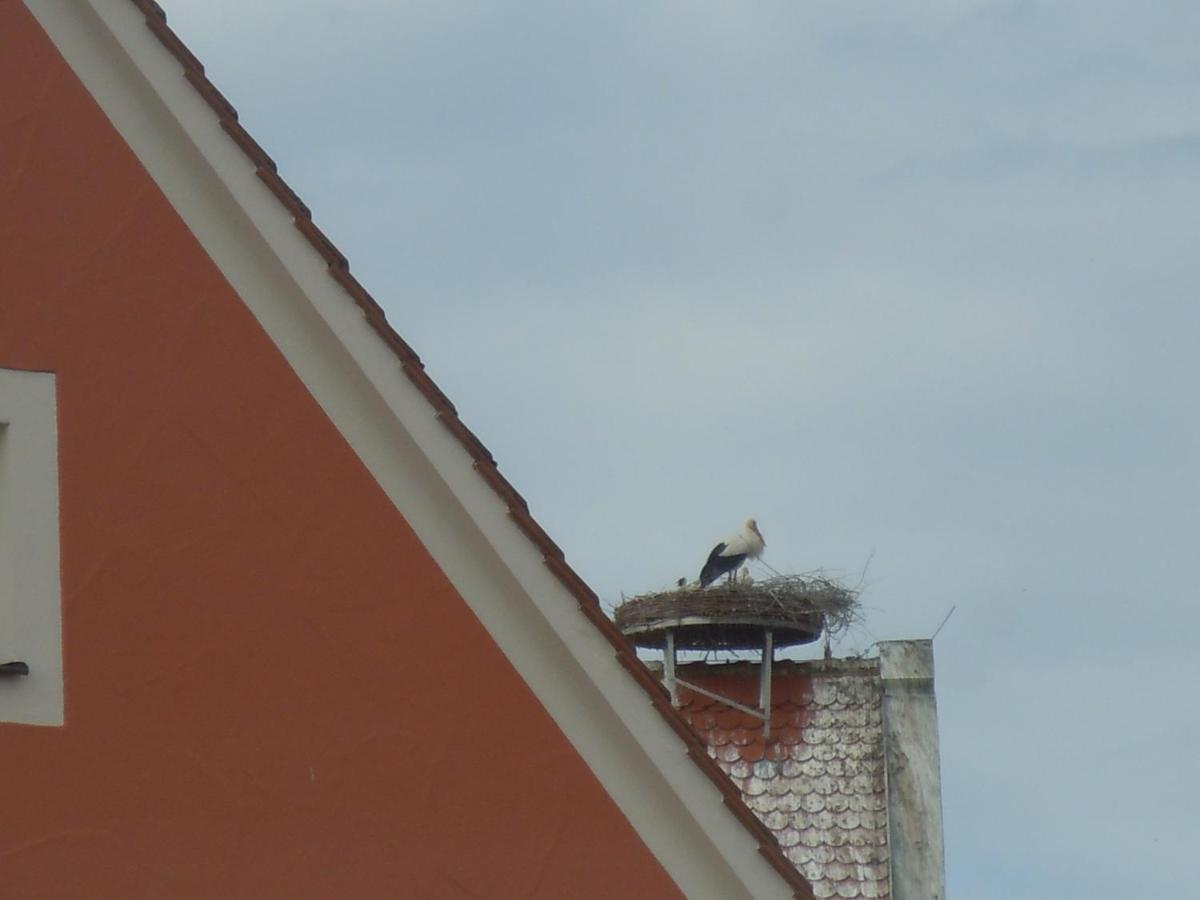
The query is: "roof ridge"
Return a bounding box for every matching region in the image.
[124,4,813,895]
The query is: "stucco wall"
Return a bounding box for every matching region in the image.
[0,5,682,896]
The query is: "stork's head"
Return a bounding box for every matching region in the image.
[745,518,764,545]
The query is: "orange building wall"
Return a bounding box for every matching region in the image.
[0,5,681,897]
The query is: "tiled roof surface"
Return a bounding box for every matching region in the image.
[677,660,891,899]
[118,3,814,896]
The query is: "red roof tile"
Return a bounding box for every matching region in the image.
[119,2,815,895]
[677,660,891,899]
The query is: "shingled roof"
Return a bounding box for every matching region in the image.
[117,1,815,895]
[675,660,892,899]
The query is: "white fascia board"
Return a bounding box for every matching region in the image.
[23,2,795,896]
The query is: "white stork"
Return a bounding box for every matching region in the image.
[699,518,766,587]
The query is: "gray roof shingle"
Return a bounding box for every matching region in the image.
[677,659,891,899]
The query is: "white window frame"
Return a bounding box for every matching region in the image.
[0,367,63,726]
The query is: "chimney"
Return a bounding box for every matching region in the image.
[616,581,948,897]
[879,639,946,900]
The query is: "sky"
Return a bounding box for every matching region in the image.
[161,2,1199,896]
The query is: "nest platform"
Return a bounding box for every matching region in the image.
[615,574,858,652]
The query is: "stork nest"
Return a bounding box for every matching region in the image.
[614,574,861,651]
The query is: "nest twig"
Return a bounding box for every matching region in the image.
[614,573,861,650]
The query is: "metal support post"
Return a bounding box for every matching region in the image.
[663,629,678,706]
[760,629,773,739]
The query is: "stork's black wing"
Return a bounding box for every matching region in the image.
[699,542,746,587]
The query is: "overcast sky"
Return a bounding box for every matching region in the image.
[162,2,1199,896]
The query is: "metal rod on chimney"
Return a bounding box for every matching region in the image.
[760,629,773,739]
